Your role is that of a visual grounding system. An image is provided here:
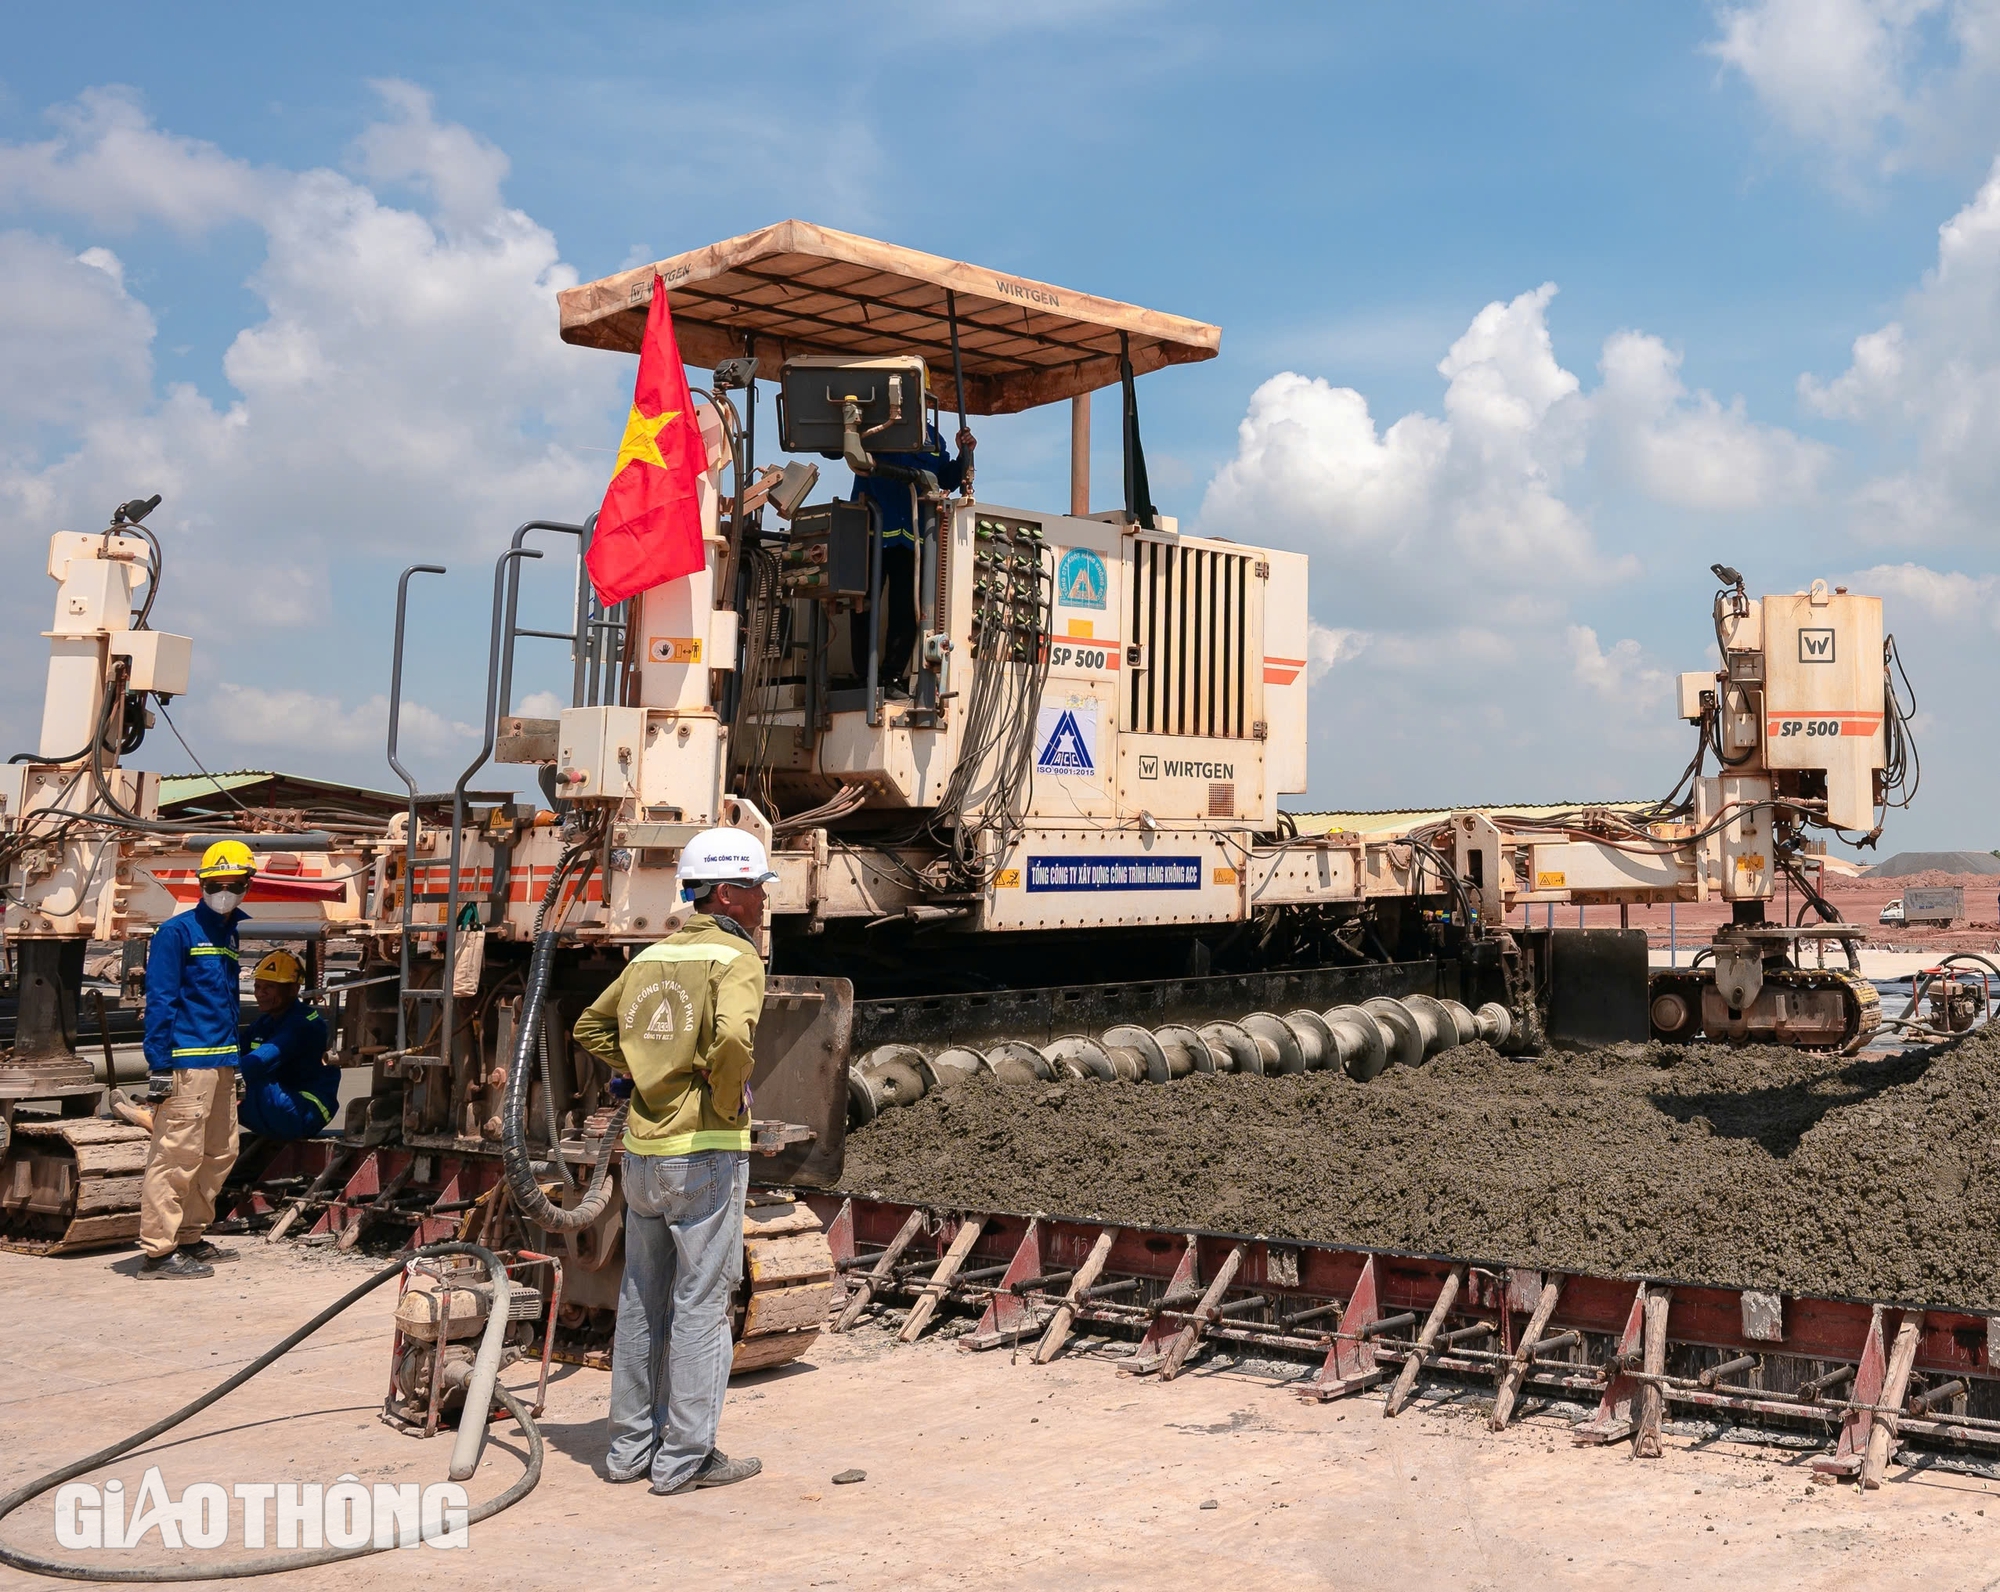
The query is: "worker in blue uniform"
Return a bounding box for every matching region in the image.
[139,838,256,1279]
[238,949,340,1139]
[851,420,970,697]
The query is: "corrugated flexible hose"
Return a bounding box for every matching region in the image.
[499,926,626,1234]
[498,829,627,1235]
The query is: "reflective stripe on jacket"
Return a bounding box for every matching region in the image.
[853,422,965,547]
[572,914,763,1158]
[240,998,339,1131]
[143,902,245,1071]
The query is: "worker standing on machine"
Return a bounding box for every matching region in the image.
[853,419,971,698]
[237,950,339,1139]
[137,839,255,1280]
[573,827,777,1494]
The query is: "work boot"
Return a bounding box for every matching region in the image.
[140,1250,213,1280]
[695,1452,762,1489]
[178,1239,239,1264]
[651,1452,762,1495]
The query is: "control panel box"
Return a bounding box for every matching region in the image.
[779,356,929,456]
[783,501,872,599]
[557,706,645,801]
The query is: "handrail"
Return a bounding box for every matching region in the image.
[495,521,586,729]
[441,546,543,1078]
[386,563,446,1054]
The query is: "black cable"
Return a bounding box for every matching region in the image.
[128,521,164,632]
[156,702,258,816]
[1705,700,1757,768]
[1880,634,1919,811]
[11,672,118,767]
[0,1242,541,1581]
[1780,855,1843,927]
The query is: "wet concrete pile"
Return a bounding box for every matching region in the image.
[843,1026,2000,1308]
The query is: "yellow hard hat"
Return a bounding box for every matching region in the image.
[253,949,302,985]
[197,839,257,879]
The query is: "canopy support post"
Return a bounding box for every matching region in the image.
[1070,395,1090,518]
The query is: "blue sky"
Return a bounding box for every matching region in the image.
[4,2,1999,851]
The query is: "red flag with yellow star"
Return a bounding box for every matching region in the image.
[585,275,708,604]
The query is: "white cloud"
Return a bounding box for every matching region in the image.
[1201,281,1824,627]
[0,83,636,794]
[353,80,513,233]
[0,86,270,233]
[0,83,618,646]
[203,684,477,755]
[1709,0,1926,155]
[1594,330,1828,510]
[1800,157,2000,539]
[1305,621,1369,683]
[1203,284,1621,601]
[1708,0,2000,171]
[515,689,566,717]
[1199,284,1780,806]
[0,233,155,430]
[1841,561,2000,620]
[1567,624,1672,707]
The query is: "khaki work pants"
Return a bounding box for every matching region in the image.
[139,1067,239,1258]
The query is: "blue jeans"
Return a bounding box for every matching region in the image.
[606,1150,749,1488]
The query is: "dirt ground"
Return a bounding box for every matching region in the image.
[845,1025,2000,1310]
[4,1241,1999,1592]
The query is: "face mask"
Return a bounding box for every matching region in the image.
[203,889,243,914]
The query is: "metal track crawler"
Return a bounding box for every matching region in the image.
[0,1118,149,1255]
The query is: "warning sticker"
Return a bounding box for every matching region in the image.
[1035,700,1099,777]
[648,636,702,665]
[993,868,1021,889]
[1535,871,1567,889]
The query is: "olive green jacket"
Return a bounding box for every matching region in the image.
[572,915,763,1157]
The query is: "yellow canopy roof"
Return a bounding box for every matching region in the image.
[556,220,1221,416]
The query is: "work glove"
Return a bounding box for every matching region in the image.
[607,1075,633,1101]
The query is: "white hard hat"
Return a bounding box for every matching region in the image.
[677,827,778,896]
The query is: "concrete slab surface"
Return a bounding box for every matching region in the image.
[1,1241,1996,1591]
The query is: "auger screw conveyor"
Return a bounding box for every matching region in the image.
[0,229,1918,1389]
[850,994,1514,1120]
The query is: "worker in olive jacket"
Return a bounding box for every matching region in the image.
[573,827,773,1496]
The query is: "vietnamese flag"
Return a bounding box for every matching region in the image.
[585,275,708,605]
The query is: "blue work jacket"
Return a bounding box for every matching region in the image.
[853,423,965,547]
[241,999,339,1125]
[143,901,245,1071]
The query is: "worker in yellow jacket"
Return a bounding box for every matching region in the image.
[573,827,774,1496]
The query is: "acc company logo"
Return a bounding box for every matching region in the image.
[1056,547,1107,610]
